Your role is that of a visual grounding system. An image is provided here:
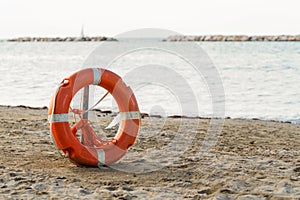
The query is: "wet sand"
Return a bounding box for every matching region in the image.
[0,105,300,199]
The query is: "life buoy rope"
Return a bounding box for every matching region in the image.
[48,68,141,166]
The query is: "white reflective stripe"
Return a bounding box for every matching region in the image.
[93,68,101,85]
[105,111,140,129]
[48,113,69,123]
[97,149,106,165]
[120,111,140,120]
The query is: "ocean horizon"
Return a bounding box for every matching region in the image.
[0,40,299,123]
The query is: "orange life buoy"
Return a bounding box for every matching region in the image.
[48,68,140,167]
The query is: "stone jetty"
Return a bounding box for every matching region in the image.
[163,35,300,42]
[6,36,117,42]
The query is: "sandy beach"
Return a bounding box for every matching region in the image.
[0,105,300,199]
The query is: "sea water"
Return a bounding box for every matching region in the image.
[0,40,299,123]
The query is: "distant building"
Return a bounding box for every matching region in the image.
[80,25,85,38]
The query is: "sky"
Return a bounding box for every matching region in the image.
[0,0,299,38]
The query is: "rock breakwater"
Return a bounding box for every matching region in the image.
[6,36,117,42]
[163,35,300,42]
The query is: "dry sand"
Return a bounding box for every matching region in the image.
[0,105,300,199]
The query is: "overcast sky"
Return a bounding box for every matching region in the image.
[0,0,299,38]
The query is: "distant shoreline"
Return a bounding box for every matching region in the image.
[3,36,117,42]
[163,35,300,42]
[0,105,295,124]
